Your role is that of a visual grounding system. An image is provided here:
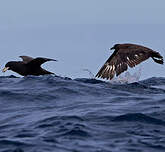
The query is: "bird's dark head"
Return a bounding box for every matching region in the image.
[110,44,120,50]
[3,61,17,72]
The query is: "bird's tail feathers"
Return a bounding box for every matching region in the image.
[151,51,164,64]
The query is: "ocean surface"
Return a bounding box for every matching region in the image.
[0,75,165,152]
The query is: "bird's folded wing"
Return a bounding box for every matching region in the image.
[27,57,57,67]
[19,56,34,63]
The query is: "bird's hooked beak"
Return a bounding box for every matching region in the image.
[2,67,9,72]
[110,46,115,50]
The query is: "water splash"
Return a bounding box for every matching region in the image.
[112,66,142,84]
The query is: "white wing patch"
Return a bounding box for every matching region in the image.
[106,65,115,71]
[112,65,115,71]
[105,65,111,71]
[110,65,112,71]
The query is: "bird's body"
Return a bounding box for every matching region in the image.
[3,56,56,76]
[96,43,164,80]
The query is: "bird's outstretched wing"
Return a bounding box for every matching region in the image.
[27,57,57,67]
[19,56,34,63]
[96,48,151,80]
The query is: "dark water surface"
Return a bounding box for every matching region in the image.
[0,75,165,152]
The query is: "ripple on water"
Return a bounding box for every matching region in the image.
[0,76,165,152]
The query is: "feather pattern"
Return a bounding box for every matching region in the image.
[96,43,164,80]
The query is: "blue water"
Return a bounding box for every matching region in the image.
[0,75,165,152]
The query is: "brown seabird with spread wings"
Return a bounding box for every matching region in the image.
[96,43,164,80]
[2,56,57,76]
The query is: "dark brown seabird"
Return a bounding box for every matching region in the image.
[96,43,164,80]
[2,56,57,76]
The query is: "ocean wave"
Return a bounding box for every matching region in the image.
[0,75,165,152]
[112,113,165,125]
